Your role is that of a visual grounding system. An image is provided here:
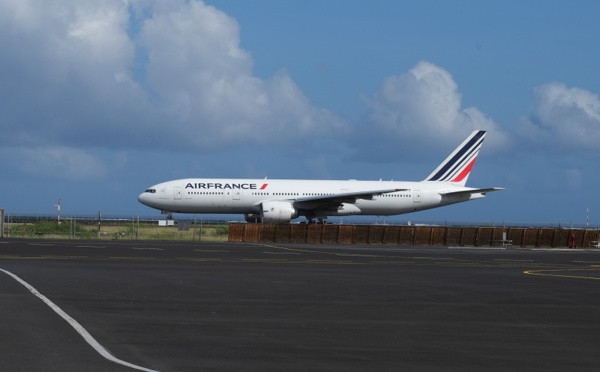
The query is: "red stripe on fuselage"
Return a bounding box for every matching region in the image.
[260,183,268,189]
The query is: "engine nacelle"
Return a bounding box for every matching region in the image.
[335,203,362,216]
[244,213,262,223]
[261,201,298,223]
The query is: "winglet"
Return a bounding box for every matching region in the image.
[425,130,486,187]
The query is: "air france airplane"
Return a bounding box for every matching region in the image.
[138,130,503,223]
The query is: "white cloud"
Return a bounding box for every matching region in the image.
[0,1,134,85]
[0,0,344,153]
[0,0,148,148]
[139,1,345,148]
[519,83,600,150]
[359,61,508,156]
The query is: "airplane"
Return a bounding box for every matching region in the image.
[138,130,503,223]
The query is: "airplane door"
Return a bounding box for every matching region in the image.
[232,190,241,200]
[413,190,421,203]
[174,187,182,200]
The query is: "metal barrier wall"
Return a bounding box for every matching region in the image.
[229,223,600,248]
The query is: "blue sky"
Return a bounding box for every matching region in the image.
[1,0,599,226]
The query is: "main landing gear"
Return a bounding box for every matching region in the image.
[304,217,328,224]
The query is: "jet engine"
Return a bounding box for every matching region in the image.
[260,200,298,223]
[244,213,263,223]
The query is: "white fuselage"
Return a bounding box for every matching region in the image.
[138,178,482,217]
[137,131,502,222]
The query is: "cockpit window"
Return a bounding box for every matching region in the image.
[145,189,156,193]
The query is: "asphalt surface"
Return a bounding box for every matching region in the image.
[1,238,599,371]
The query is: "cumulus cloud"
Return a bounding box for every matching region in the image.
[0,0,344,153]
[519,83,600,150]
[356,61,508,159]
[0,0,149,147]
[139,1,345,148]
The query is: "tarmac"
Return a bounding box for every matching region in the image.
[1,238,599,371]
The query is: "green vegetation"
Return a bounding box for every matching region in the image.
[4,219,230,241]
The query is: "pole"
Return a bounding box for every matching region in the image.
[587,208,589,228]
[54,199,61,225]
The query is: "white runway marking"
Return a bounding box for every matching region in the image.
[448,246,506,250]
[132,247,164,251]
[0,268,159,372]
[530,248,586,252]
[263,251,300,255]
[493,259,534,262]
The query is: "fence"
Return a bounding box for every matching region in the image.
[1,217,229,241]
[229,223,600,248]
[4,215,599,247]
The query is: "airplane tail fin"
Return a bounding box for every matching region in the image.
[424,130,486,187]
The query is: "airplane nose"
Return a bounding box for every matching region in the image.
[138,192,149,205]
[139,186,160,209]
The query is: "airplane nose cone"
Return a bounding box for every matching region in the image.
[138,192,148,205]
[139,186,160,209]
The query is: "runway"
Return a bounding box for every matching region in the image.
[1,239,599,371]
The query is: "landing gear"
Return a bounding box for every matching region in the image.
[304,217,328,224]
[161,211,174,220]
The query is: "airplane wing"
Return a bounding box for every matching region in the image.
[293,188,408,209]
[440,187,504,197]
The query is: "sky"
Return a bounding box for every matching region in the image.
[1,0,599,226]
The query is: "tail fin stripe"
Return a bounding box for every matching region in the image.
[427,132,485,181]
[450,157,477,183]
[435,140,482,181]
